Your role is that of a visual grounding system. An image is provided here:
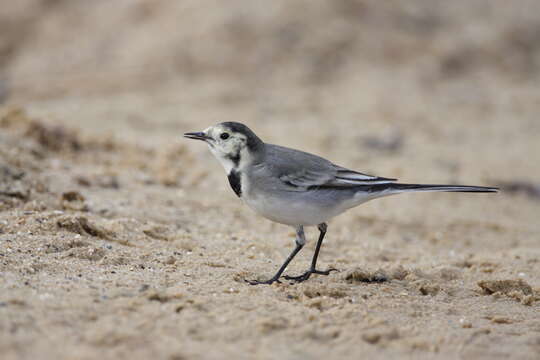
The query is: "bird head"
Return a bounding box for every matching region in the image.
[184,122,264,173]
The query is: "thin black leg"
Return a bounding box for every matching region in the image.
[284,223,338,283]
[245,242,304,285]
[310,222,328,270]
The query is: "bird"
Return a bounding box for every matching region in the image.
[184,122,498,285]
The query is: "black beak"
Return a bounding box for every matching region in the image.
[184,132,211,141]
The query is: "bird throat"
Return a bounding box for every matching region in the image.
[227,169,242,197]
[225,152,240,168]
[219,147,253,198]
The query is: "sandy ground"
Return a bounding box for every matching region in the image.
[1,1,540,359]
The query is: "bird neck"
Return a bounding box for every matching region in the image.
[213,146,265,175]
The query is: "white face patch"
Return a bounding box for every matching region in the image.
[203,125,253,173]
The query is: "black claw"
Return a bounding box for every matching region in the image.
[314,268,339,275]
[245,278,281,286]
[283,272,310,282]
[284,268,339,283]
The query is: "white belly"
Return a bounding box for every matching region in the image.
[238,171,377,227]
[242,191,346,226]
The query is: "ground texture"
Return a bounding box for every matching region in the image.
[1,1,539,359]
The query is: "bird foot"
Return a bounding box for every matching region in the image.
[245,277,281,286]
[284,268,338,283]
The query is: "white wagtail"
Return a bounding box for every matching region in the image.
[184,122,498,285]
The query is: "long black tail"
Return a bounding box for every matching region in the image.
[363,183,499,195]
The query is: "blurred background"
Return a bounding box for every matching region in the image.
[1,2,540,359]
[1,0,539,185]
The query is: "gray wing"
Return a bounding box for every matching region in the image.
[264,144,396,191]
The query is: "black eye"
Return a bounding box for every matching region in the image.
[220,133,230,140]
